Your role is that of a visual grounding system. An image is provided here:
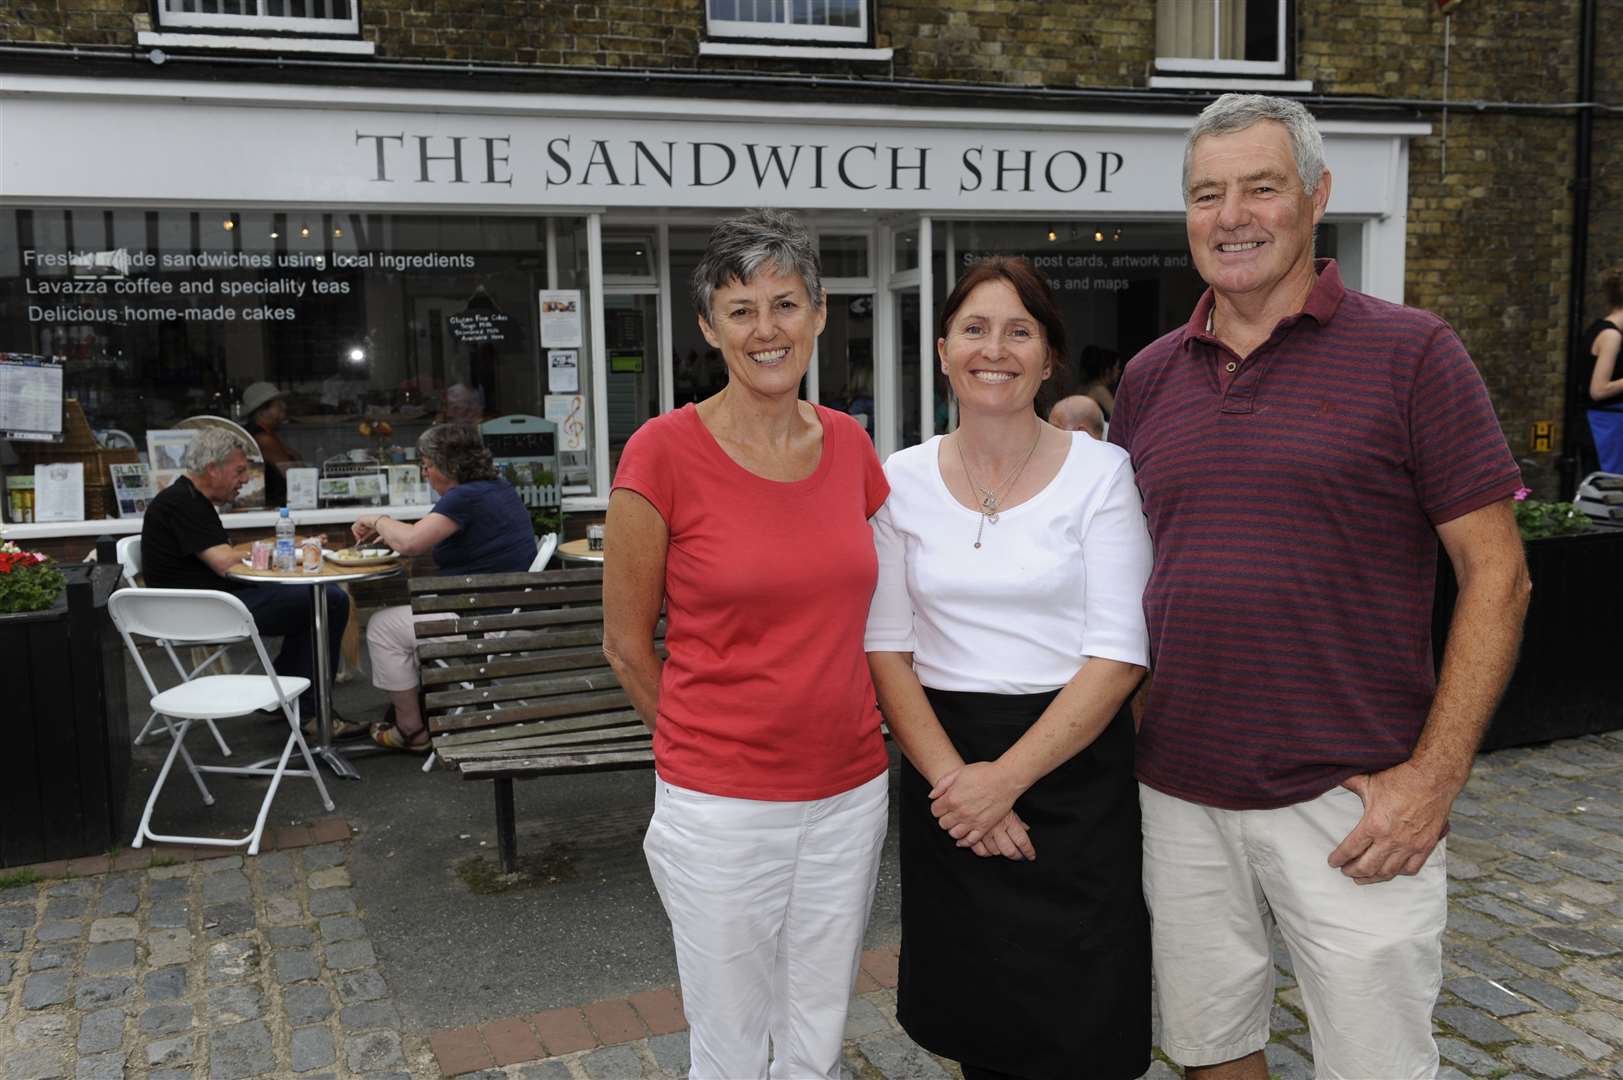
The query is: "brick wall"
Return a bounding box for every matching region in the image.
[3,0,1617,489]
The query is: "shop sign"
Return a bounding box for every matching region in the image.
[2,84,1417,217]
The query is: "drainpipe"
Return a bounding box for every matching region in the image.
[1560,0,1598,497]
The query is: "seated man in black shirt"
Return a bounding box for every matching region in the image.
[141,427,353,729]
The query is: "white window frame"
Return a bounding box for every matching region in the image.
[705,0,869,45]
[155,1,362,38]
[1154,0,1288,77]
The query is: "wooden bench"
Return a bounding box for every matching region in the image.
[408,565,656,872]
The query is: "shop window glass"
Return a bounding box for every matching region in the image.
[669,227,731,409]
[820,292,875,438]
[892,229,919,275]
[157,0,362,36]
[602,235,657,284]
[894,288,921,448]
[1155,0,1288,75]
[604,293,660,477]
[820,233,870,279]
[0,208,597,509]
[706,0,867,44]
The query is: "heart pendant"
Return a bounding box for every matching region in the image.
[985,511,999,524]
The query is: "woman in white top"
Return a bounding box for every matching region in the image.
[865,256,1154,1080]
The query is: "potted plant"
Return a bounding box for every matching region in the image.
[1434,488,1622,750]
[0,541,65,614]
[0,547,128,866]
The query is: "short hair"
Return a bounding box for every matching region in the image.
[181,427,244,472]
[690,209,824,323]
[417,422,497,485]
[1602,266,1623,309]
[1183,93,1326,201]
[1049,395,1106,439]
[939,256,1070,418]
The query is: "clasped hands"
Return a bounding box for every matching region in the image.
[930,760,1036,862]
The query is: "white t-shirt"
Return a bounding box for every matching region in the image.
[864,432,1153,695]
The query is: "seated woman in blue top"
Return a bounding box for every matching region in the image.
[352,422,537,751]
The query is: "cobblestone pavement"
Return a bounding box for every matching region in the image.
[453,731,1623,1080]
[8,730,1623,1078]
[0,842,435,1080]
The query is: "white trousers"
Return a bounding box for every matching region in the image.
[1141,783,1447,1079]
[643,771,889,1080]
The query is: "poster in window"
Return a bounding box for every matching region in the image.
[547,349,580,393]
[539,290,583,348]
[543,394,587,453]
[110,463,154,518]
[34,462,85,523]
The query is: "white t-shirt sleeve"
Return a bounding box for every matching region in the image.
[1078,457,1153,668]
[864,497,918,653]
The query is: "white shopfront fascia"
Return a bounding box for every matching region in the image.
[0,75,1427,512]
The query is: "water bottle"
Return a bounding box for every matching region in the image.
[274,507,296,571]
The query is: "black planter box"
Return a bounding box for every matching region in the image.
[1434,528,1623,751]
[0,561,130,867]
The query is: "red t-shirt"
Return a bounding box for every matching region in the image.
[611,403,891,801]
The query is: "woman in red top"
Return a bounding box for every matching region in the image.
[604,210,890,1080]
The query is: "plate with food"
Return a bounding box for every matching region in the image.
[324,546,399,567]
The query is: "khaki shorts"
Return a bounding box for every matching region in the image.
[1141,783,1446,1078]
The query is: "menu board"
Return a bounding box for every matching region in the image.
[0,354,64,442]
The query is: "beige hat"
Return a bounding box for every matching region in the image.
[241,381,286,417]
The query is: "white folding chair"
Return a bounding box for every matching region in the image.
[530,532,559,572]
[119,537,233,757]
[110,588,334,855]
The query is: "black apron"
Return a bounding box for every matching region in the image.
[896,687,1150,1080]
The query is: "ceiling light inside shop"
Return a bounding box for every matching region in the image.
[347,348,366,364]
[1094,229,1104,242]
[222,217,235,231]
[1047,228,1057,242]
[269,228,280,239]
[333,225,345,239]
[299,222,311,239]
[1113,228,1122,242]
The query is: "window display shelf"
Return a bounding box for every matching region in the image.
[0,503,432,542]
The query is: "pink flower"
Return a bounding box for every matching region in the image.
[1513,487,1532,502]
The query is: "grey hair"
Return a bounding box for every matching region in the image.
[690,208,824,323]
[417,422,497,485]
[181,427,244,472]
[1182,93,1326,201]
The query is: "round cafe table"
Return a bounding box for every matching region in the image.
[556,538,605,564]
[225,543,401,780]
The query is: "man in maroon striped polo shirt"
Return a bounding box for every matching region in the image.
[1111,94,1530,1079]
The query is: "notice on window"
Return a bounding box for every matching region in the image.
[544,394,587,453]
[540,290,583,348]
[33,461,84,523]
[447,310,510,344]
[286,467,319,510]
[110,463,153,518]
[547,349,579,393]
[0,354,64,442]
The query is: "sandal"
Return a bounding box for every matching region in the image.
[300,714,370,741]
[371,722,432,754]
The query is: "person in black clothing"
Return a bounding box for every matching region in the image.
[1579,266,1623,474]
[141,427,352,728]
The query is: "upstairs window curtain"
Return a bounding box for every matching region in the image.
[706,0,869,43]
[1155,0,1286,72]
[157,0,361,36]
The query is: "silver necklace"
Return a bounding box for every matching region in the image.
[953,423,1042,549]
